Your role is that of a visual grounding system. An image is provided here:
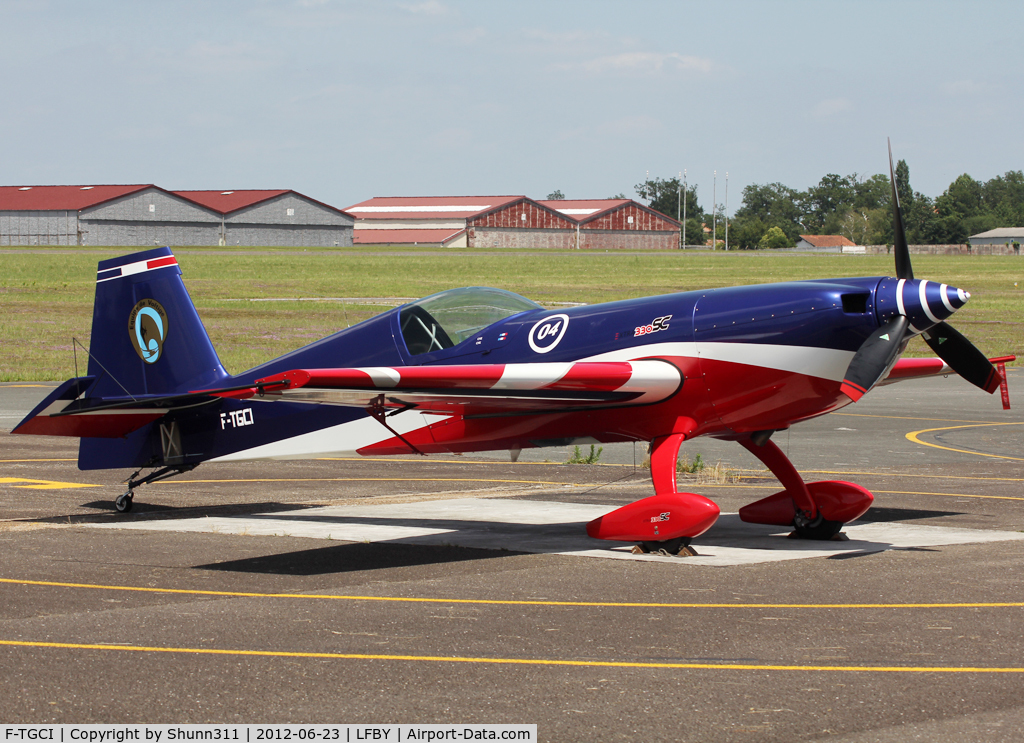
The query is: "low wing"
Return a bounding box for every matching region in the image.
[15,361,682,438]
[249,360,683,417]
[880,354,1015,386]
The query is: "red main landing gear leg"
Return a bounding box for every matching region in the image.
[586,431,720,555]
[739,438,844,540]
[738,437,874,539]
[739,438,817,517]
[650,432,686,498]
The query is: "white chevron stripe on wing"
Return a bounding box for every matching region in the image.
[493,363,573,389]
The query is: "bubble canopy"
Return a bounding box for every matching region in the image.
[399,287,542,356]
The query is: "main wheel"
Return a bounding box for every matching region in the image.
[114,492,134,513]
[790,514,843,540]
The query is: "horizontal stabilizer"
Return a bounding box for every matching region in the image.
[12,378,284,439]
[13,376,173,438]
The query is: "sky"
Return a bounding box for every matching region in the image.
[2,0,1022,213]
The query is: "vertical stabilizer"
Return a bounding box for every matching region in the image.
[87,247,229,398]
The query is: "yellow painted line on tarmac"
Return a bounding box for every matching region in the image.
[2,578,1022,610]
[873,489,1024,501]
[698,483,1024,501]
[0,459,77,463]
[0,477,98,490]
[151,477,581,487]
[906,422,1024,462]
[134,475,1024,502]
[800,470,1024,483]
[1,639,1022,674]
[2,459,1020,483]
[835,412,1004,424]
[0,384,53,388]
[318,456,646,469]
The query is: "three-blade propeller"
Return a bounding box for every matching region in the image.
[840,142,1001,401]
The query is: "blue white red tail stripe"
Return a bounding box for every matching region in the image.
[96,254,178,283]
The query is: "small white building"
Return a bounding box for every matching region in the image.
[969,228,1024,247]
[794,234,863,253]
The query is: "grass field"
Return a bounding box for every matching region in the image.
[1,246,1021,381]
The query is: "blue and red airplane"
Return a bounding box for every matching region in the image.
[14,151,1013,553]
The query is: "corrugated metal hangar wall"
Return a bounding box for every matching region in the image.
[215,193,354,248]
[0,186,354,247]
[80,188,220,247]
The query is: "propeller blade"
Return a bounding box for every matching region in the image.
[922,322,1001,393]
[840,314,909,402]
[888,139,913,281]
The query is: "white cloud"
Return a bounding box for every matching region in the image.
[572,51,712,75]
[399,0,450,15]
[943,79,997,96]
[521,28,610,45]
[558,115,666,142]
[176,41,277,74]
[812,98,854,118]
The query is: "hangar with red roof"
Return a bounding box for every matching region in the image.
[346,196,680,249]
[2,185,677,249]
[0,185,353,247]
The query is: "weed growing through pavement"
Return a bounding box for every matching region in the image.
[678,453,704,473]
[640,451,739,484]
[566,444,603,464]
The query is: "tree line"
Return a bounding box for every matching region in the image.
[633,163,1024,248]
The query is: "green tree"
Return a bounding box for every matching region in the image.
[985,171,1024,224]
[805,173,857,232]
[547,190,565,200]
[681,217,705,247]
[758,225,791,249]
[838,208,872,245]
[905,191,941,243]
[937,174,983,220]
[729,217,770,249]
[864,206,893,245]
[733,182,803,241]
[894,159,913,216]
[853,173,891,211]
[635,177,702,222]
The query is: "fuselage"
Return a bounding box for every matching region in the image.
[79,273,967,468]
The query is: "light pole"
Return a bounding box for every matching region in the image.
[676,172,681,250]
[725,171,729,251]
[682,169,687,250]
[712,171,717,251]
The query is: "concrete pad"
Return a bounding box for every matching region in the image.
[89,497,1024,566]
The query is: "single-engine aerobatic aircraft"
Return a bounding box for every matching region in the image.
[14,149,1014,553]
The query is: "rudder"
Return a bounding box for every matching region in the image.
[88,247,229,398]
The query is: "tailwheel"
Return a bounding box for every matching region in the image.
[114,463,197,515]
[114,491,134,513]
[790,512,844,541]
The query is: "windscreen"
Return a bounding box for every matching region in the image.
[400,287,542,355]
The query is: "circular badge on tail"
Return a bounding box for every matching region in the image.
[128,299,169,364]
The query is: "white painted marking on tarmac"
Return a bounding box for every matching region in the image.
[87,499,1024,566]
